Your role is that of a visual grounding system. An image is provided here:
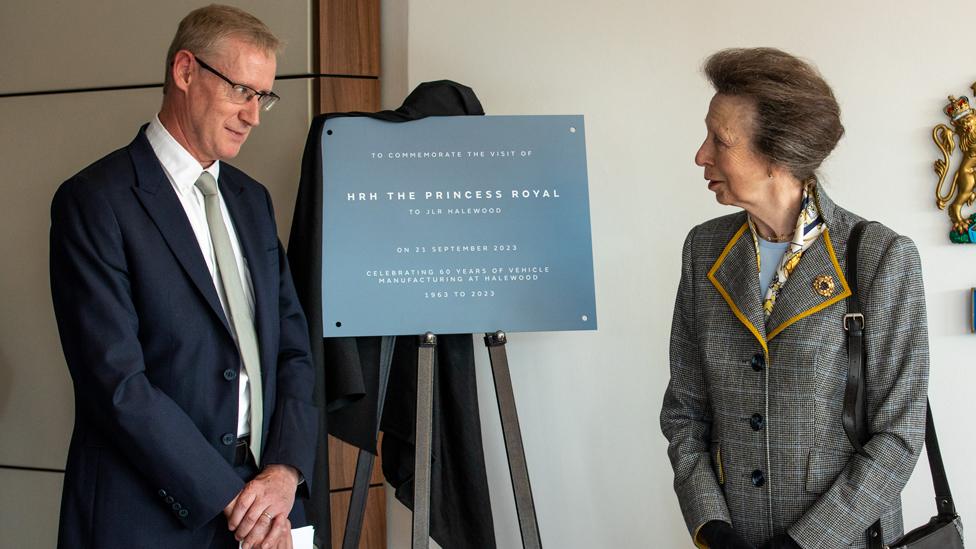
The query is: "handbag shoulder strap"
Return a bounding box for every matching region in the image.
[925,400,958,518]
[843,221,872,458]
[844,221,885,549]
[845,221,957,549]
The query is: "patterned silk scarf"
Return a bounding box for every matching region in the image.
[748,184,826,319]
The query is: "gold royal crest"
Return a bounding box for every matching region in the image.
[933,90,976,242]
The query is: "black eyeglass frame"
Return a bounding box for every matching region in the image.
[194,56,280,111]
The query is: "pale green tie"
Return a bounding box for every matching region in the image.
[195,172,263,464]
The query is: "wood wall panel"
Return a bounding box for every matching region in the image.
[318,0,384,546]
[330,487,387,549]
[329,435,384,490]
[319,0,380,76]
[319,77,381,114]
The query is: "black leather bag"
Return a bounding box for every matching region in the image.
[886,407,965,548]
[846,221,964,549]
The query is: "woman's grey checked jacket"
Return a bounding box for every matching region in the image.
[660,185,929,549]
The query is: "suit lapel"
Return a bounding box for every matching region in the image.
[766,188,852,340]
[129,128,232,334]
[220,170,273,374]
[708,221,769,354]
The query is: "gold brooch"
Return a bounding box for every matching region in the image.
[813,275,835,297]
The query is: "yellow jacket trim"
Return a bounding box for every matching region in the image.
[766,229,852,340]
[693,522,710,549]
[707,222,768,356]
[715,447,725,485]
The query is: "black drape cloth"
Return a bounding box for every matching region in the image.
[287,80,497,549]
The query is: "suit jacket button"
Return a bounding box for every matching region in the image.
[158,489,167,498]
[750,413,765,431]
[172,502,182,511]
[223,368,238,381]
[179,509,189,518]
[222,433,236,446]
[751,469,765,487]
[165,496,175,505]
[750,353,765,371]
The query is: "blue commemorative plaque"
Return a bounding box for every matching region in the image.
[321,115,596,337]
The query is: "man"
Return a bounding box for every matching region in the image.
[50,5,317,548]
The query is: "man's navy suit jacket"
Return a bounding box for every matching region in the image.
[50,127,318,549]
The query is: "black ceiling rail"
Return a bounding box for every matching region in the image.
[0,464,66,474]
[0,73,377,99]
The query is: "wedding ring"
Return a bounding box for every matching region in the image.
[262,511,274,521]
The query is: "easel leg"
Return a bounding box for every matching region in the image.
[485,331,543,549]
[342,335,396,549]
[412,333,436,549]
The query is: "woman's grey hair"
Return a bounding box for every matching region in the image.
[704,47,844,181]
[163,4,281,93]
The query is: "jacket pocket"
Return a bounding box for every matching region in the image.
[805,446,853,494]
[711,442,726,486]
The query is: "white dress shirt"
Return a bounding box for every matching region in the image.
[145,115,255,438]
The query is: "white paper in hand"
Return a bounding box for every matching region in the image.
[291,525,314,548]
[237,526,313,549]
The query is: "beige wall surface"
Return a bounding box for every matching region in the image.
[0,469,64,547]
[384,1,976,548]
[0,0,310,94]
[0,88,163,469]
[0,2,313,547]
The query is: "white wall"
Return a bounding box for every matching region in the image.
[383,1,976,547]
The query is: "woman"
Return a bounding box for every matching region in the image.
[660,48,929,549]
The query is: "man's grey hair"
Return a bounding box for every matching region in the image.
[163,4,281,93]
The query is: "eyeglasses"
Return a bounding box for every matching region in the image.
[194,56,280,112]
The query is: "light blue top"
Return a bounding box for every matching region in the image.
[758,238,790,295]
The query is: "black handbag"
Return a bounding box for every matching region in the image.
[845,221,964,549]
